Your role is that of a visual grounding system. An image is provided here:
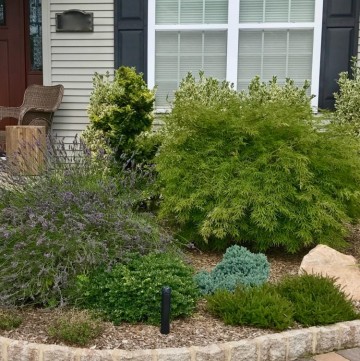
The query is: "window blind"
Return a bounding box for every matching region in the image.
[155,31,227,106]
[237,29,313,90]
[156,0,228,24]
[239,0,315,23]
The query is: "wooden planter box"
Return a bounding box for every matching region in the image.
[5,126,46,175]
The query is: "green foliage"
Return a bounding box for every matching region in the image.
[48,310,103,346]
[334,57,360,136]
[133,130,164,165]
[0,138,171,307]
[156,72,360,252]
[88,66,155,161]
[206,285,294,331]
[0,309,22,330]
[194,245,269,295]
[74,252,199,325]
[276,274,359,326]
[81,124,114,167]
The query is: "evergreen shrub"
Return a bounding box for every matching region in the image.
[276,273,359,326]
[334,57,360,136]
[74,252,199,325]
[194,245,269,295]
[206,285,294,331]
[155,73,360,252]
[87,66,155,162]
[0,138,171,307]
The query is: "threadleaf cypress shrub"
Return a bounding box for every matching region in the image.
[155,73,360,252]
[194,245,269,295]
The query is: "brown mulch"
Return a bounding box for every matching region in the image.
[1,229,360,351]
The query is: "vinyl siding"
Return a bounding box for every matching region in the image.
[45,0,115,143]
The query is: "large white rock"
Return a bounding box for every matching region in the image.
[299,244,360,301]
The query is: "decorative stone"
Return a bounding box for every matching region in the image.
[315,325,341,353]
[157,348,191,361]
[257,334,287,361]
[228,340,257,361]
[79,348,114,361]
[7,340,40,361]
[194,344,225,361]
[299,245,360,300]
[286,329,314,360]
[42,344,76,361]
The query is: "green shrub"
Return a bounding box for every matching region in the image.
[194,245,269,295]
[87,66,155,162]
[80,124,114,168]
[48,310,103,346]
[0,309,22,330]
[334,57,360,136]
[156,73,360,252]
[276,274,359,326]
[74,252,199,325]
[206,285,294,331]
[0,138,171,307]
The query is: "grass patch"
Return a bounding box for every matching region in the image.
[48,310,103,346]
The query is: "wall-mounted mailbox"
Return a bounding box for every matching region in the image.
[56,10,93,32]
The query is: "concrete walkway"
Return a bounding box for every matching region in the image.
[296,348,360,361]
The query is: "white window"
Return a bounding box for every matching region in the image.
[148,0,323,109]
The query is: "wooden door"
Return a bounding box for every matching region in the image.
[0,0,43,132]
[0,0,26,110]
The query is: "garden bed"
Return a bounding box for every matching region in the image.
[1,233,359,351]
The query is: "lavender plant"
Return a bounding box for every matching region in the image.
[0,136,171,307]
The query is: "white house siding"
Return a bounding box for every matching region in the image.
[43,0,115,143]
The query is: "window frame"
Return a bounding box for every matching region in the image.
[148,0,324,111]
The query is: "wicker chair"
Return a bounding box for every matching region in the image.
[0,84,64,153]
[0,84,64,129]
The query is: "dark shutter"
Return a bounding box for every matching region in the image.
[114,0,148,81]
[319,0,360,109]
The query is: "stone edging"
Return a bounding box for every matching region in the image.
[1,320,360,361]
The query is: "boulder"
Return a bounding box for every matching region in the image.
[299,244,360,301]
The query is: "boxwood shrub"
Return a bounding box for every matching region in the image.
[73,252,199,325]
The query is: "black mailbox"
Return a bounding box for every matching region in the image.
[56,10,94,32]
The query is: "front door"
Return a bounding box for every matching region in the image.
[0,0,42,130]
[0,0,26,110]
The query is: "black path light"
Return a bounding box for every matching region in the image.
[160,286,171,334]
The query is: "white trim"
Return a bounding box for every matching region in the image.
[226,0,240,86]
[148,0,156,89]
[311,0,324,110]
[42,0,52,85]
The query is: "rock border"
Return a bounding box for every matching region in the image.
[1,320,360,361]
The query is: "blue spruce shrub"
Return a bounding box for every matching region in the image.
[194,245,270,295]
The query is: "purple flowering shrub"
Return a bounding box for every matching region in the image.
[0,137,171,307]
